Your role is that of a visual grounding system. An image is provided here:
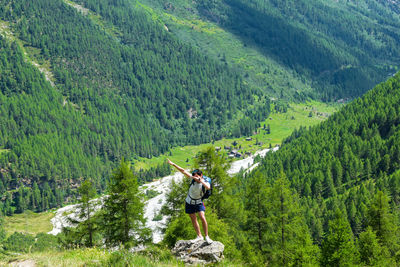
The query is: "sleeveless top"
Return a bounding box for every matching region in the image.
[185,179,210,204]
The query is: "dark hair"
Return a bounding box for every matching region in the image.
[192,169,202,176]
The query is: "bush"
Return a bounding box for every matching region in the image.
[3,232,35,253]
[162,213,194,248]
[33,233,59,252]
[152,213,163,221]
[138,244,176,263]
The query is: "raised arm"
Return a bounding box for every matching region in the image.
[167,159,192,178]
[167,159,209,189]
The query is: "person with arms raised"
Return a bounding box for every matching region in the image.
[167,159,213,244]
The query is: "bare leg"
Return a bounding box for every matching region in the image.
[198,211,208,237]
[189,213,202,237]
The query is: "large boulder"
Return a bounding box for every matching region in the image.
[172,239,225,265]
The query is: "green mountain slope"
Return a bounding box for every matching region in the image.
[256,72,400,197]
[244,72,400,260]
[0,0,269,213]
[139,0,400,101]
[202,0,400,100]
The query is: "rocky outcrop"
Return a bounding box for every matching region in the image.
[172,239,224,265]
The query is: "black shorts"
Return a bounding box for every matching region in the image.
[185,202,205,214]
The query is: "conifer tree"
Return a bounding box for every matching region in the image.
[265,172,319,266]
[76,179,98,247]
[366,190,400,259]
[60,179,100,248]
[32,182,41,211]
[161,179,187,221]
[102,159,151,249]
[357,226,393,266]
[194,146,235,219]
[244,172,269,256]
[321,209,358,266]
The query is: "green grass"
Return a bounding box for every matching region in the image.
[133,101,340,171]
[254,100,338,144]
[0,249,109,267]
[0,247,244,266]
[4,210,54,237]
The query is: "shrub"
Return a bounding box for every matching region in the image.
[3,232,35,253]
[33,233,59,252]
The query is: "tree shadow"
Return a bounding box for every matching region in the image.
[196,0,381,99]
[203,1,343,76]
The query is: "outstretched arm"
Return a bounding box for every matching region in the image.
[167,159,209,188]
[167,159,192,178]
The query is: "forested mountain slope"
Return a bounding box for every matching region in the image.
[0,0,269,213]
[144,0,400,100]
[243,72,400,263]
[199,0,400,100]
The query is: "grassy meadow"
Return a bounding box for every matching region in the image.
[133,101,339,172]
[3,210,54,237]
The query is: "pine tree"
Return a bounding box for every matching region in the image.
[32,182,41,211]
[367,190,400,259]
[264,172,319,266]
[321,209,358,266]
[74,179,98,247]
[161,178,187,220]
[102,159,151,249]
[357,226,392,266]
[244,172,269,256]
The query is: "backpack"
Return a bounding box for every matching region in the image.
[190,175,212,200]
[201,176,212,200]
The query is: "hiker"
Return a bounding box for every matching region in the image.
[167,159,213,244]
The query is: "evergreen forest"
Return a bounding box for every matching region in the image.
[0,0,400,265]
[194,0,400,100]
[243,72,400,264]
[0,0,269,213]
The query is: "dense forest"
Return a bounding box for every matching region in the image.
[244,72,400,264]
[195,0,400,100]
[162,73,400,265]
[0,0,270,214]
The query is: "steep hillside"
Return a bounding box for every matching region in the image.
[256,72,400,199]
[244,72,400,261]
[0,0,269,213]
[140,0,400,100]
[200,0,400,100]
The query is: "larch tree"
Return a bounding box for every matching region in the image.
[265,172,319,266]
[321,209,358,266]
[102,159,151,249]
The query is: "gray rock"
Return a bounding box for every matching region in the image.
[172,239,225,265]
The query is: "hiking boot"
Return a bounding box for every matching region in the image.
[205,236,213,244]
[191,235,203,243]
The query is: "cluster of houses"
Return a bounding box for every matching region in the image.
[215,137,256,159]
